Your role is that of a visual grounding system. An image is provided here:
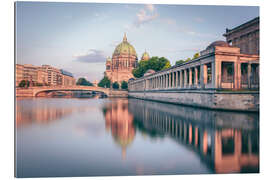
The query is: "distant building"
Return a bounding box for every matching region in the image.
[60,69,76,86]
[41,65,62,86]
[141,50,150,61]
[105,34,152,84]
[93,80,98,87]
[15,64,24,86]
[15,64,76,87]
[16,64,48,86]
[105,33,138,83]
[223,17,259,55]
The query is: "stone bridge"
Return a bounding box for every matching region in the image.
[16,85,128,97]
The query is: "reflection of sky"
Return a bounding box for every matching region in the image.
[16,2,259,81]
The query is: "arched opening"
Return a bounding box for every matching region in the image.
[35,89,108,98]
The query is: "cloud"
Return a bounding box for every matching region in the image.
[161,18,176,25]
[73,49,107,63]
[194,17,205,23]
[162,48,201,54]
[145,4,155,12]
[176,26,219,38]
[134,4,159,28]
[109,40,120,47]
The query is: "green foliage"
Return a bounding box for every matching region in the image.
[175,59,186,65]
[121,81,128,90]
[76,78,93,86]
[132,56,171,78]
[98,76,111,88]
[19,80,29,88]
[112,82,119,89]
[175,52,200,65]
[35,82,43,86]
[193,52,200,59]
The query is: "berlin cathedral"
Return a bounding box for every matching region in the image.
[105,33,150,83]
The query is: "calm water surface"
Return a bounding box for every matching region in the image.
[16,97,259,177]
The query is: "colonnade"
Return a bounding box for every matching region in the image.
[129,59,260,91]
[129,61,215,91]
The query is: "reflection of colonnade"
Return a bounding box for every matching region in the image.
[103,99,135,159]
[128,99,259,173]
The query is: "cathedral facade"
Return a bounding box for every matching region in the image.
[105,34,150,84]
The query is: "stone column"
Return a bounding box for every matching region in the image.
[248,63,251,88]
[161,75,163,88]
[216,61,222,89]
[195,67,198,86]
[234,60,241,89]
[172,72,175,88]
[157,76,159,89]
[176,71,179,87]
[158,76,160,89]
[179,70,183,88]
[184,69,187,87]
[169,73,171,88]
[203,64,208,85]
[189,68,192,86]
[164,75,166,88]
[211,62,215,88]
[165,74,167,88]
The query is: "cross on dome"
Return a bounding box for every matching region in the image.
[123,33,127,42]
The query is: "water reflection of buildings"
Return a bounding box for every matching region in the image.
[128,99,259,173]
[16,99,92,127]
[103,99,135,159]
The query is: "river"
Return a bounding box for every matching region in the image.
[15,97,259,177]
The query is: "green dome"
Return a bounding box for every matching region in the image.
[141,51,150,61]
[113,34,137,57]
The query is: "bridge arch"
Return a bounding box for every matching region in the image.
[32,86,110,97]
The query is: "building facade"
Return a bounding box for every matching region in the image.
[15,64,24,86]
[105,34,138,83]
[129,40,259,92]
[40,65,62,86]
[16,64,76,87]
[60,69,76,86]
[223,17,259,55]
[141,50,150,61]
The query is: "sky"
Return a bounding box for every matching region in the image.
[15,2,259,82]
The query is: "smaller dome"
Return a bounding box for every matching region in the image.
[207,40,230,49]
[106,57,112,62]
[144,69,156,76]
[141,51,150,61]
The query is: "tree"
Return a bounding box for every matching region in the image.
[112,82,119,89]
[175,59,186,65]
[76,78,93,86]
[192,52,200,59]
[121,81,128,90]
[19,80,29,88]
[175,52,199,65]
[132,56,171,78]
[185,57,191,62]
[98,76,111,88]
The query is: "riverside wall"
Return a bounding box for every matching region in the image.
[128,90,259,112]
